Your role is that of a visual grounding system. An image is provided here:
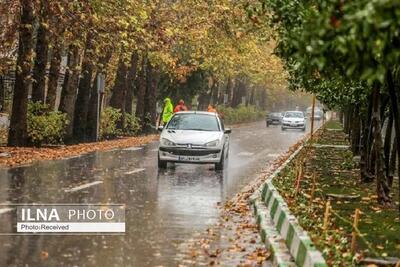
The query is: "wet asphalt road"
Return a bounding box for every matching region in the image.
[0,121,314,267]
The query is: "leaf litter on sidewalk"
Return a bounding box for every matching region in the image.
[0,135,159,167]
[177,140,304,266]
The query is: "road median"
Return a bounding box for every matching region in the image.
[250,134,327,267]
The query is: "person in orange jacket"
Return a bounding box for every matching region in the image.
[207,104,217,113]
[174,99,188,113]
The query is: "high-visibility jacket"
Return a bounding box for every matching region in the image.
[162,98,174,123]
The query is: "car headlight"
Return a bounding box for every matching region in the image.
[161,138,176,146]
[205,140,219,147]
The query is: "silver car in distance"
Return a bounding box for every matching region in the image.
[157,111,231,171]
[281,111,306,131]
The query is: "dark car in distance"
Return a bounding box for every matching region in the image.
[266,112,283,127]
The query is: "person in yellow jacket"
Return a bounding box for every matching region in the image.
[162,97,174,124]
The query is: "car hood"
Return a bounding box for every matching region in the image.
[269,115,281,119]
[161,130,223,145]
[283,117,304,122]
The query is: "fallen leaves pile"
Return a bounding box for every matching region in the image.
[0,135,159,167]
[178,139,305,266]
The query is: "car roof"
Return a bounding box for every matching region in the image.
[174,111,218,116]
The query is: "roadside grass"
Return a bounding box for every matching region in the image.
[315,122,349,146]
[325,120,343,130]
[273,121,400,266]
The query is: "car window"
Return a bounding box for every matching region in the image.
[167,114,220,131]
[219,118,225,131]
[285,112,304,118]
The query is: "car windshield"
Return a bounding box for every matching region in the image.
[285,112,304,118]
[167,114,220,131]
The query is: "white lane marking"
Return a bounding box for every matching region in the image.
[267,153,281,158]
[0,208,14,215]
[124,168,145,175]
[237,152,254,157]
[151,148,159,152]
[123,147,143,151]
[64,181,103,193]
[65,155,81,160]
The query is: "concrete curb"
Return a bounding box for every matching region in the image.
[250,190,296,267]
[250,142,328,267]
[312,144,349,149]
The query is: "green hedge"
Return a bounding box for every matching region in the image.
[100,107,141,140]
[217,105,265,125]
[27,102,69,146]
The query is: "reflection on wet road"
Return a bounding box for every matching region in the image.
[0,121,316,266]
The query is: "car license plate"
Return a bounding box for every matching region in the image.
[291,123,297,126]
[178,156,200,161]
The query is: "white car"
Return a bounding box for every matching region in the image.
[158,111,231,170]
[281,111,306,131]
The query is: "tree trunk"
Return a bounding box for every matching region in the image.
[383,110,393,180]
[46,38,63,110]
[0,76,4,112]
[388,138,397,187]
[231,79,246,108]
[380,96,389,128]
[73,35,96,142]
[125,52,139,114]
[249,87,256,106]
[260,89,267,110]
[360,95,374,182]
[109,56,128,129]
[59,45,82,143]
[386,69,400,211]
[86,52,112,142]
[218,78,229,104]
[367,95,376,178]
[143,63,158,133]
[344,105,353,135]
[371,86,391,204]
[197,92,209,111]
[31,2,50,103]
[227,78,233,106]
[351,104,361,155]
[135,57,147,124]
[210,81,218,105]
[8,0,35,147]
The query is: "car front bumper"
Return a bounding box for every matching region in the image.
[282,123,305,128]
[267,119,281,124]
[159,147,222,163]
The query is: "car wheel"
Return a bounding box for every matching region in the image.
[158,154,167,169]
[215,151,224,171]
[281,127,286,131]
[302,127,306,132]
[266,122,269,127]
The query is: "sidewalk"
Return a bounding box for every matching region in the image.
[0,135,159,167]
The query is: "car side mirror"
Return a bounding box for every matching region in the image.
[224,128,232,134]
[157,126,164,132]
